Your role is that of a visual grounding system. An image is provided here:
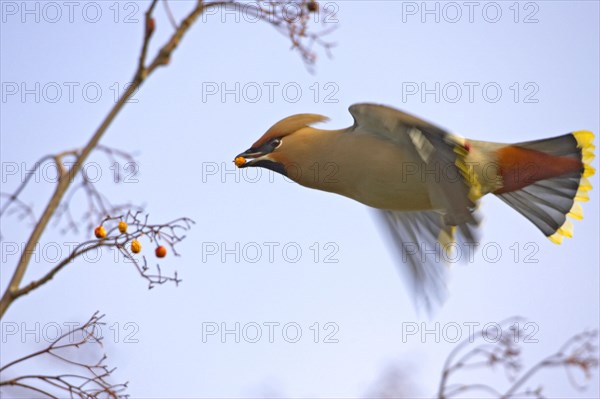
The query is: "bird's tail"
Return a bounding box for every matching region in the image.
[492,131,595,243]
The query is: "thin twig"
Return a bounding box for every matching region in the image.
[163,0,178,29]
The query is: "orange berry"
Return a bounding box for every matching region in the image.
[118,220,128,234]
[234,156,246,167]
[94,226,107,239]
[131,240,142,254]
[155,245,167,258]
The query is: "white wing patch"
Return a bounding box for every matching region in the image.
[408,127,435,164]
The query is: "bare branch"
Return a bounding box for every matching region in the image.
[137,0,159,80]
[0,312,129,398]
[203,1,336,69]
[438,319,599,399]
[501,330,599,398]
[0,193,37,237]
[0,155,55,240]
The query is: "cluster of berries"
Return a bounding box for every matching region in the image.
[94,221,167,258]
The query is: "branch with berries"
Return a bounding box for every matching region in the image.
[94,211,195,289]
[11,211,194,304]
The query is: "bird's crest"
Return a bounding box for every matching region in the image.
[252,113,329,149]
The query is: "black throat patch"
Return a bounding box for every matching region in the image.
[251,160,288,177]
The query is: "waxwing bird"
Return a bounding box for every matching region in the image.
[234,103,596,310]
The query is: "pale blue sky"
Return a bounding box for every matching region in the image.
[1,1,599,397]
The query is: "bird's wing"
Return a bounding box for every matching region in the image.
[373,208,477,313]
[350,103,481,310]
[348,103,449,143]
[348,103,480,232]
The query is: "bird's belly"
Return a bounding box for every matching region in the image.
[350,173,432,210]
[295,148,433,211]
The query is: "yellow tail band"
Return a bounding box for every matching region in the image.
[548,130,595,244]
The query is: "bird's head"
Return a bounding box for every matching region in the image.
[234,113,329,177]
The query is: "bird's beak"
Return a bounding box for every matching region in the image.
[234,147,272,168]
[234,140,278,168]
[234,142,287,176]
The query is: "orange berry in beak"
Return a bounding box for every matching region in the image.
[94,226,107,239]
[234,156,246,167]
[155,245,167,258]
